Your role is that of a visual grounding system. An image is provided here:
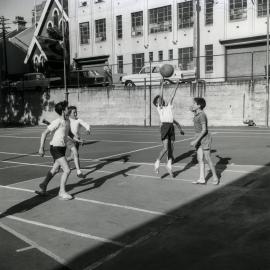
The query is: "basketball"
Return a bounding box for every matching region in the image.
[160,64,174,78]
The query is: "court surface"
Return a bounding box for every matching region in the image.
[0,125,270,270]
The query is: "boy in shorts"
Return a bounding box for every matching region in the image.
[36,101,78,200]
[190,97,219,185]
[66,106,91,178]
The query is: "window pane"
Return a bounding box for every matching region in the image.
[79,22,90,44]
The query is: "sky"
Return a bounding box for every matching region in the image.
[0,0,44,31]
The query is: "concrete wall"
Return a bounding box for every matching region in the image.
[37,80,268,127]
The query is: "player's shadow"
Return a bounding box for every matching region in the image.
[81,140,98,146]
[70,165,139,196]
[83,154,130,175]
[172,150,198,178]
[205,154,232,182]
[173,149,217,178]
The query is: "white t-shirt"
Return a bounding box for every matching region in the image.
[70,118,90,137]
[48,118,70,147]
[157,103,174,123]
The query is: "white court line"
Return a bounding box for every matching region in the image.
[0,212,125,247]
[16,246,35,252]
[0,222,69,267]
[84,231,158,270]
[0,135,40,139]
[0,185,175,217]
[92,137,193,161]
[0,151,265,174]
[0,164,27,170]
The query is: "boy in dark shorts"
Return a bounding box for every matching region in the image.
[36,101,78,200]
[153,80,184,177]
[190,97,219,185]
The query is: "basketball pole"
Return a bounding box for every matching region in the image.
[266,0,269,127]
[193,0,201,96]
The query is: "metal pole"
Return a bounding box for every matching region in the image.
[149,61,152,126]
[61,0,68,102]
[144,78,146,127]
[266,0,269,126]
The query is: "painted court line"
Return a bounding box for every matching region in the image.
[0,185,175,218]
[93,137,193,161]
[0,222,69,268]
[0,164,27,170]
[0,212,125,247]
[16,246,35,252]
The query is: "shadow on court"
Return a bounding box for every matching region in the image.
[48,162,270,270]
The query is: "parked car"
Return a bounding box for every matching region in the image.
[11,73,61,91]
[0,80,13,90]
[69,70,108,88]
[121,65,196,88]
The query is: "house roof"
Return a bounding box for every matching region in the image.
[9,26,35,52]
[24,0,69,64]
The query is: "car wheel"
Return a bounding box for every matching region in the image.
[125,80,135,89]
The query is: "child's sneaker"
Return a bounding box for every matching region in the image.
[211,178,220,185]
[154,160,160,174]
[77,172,85,178]
[58,192,73,200]
[192,179,206,185]
[35,183,47,196]
[166,161,174,178]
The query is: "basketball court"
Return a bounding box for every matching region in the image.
[0,125,270,270]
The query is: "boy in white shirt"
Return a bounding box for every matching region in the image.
[66,106,91,178]
[36,101,78,200]
[153,80,184,177]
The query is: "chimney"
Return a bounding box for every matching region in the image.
[13,16,27,31]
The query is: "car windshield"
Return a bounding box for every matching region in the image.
[152,66,160,73]
[140,67,150,74]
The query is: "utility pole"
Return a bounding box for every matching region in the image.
[61,0,68,102]
[266,0,269,126]
[193,0,201,96]
[0,16,10,81]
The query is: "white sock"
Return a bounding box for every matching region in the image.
[77,170,82,175]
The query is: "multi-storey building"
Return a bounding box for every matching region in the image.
[68,0,270,82]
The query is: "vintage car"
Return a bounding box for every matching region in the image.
[121,64,196,88]
[11,73,61,91]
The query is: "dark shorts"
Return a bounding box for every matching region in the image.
[161,122,175,141]
[50,145,66,161]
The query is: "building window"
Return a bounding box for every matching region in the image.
[257,0,270,17]
[177,1,193,29]
[205,0,214,25]
[178,47,193,70]
[132,53,144,73]
[95,18,106,42]
[79,22,90,45]
[116,15,122,39]
[229,0,247,20]
[205,44,213,73]
[168,49,173,60]
[158,51,163,61]
[117,55,123,73]
[53,10,59,27]
[149,5,172,33]
[149,52,153,62]
[131,11,143,36]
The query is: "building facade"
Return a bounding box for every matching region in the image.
[68,0,270,82]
